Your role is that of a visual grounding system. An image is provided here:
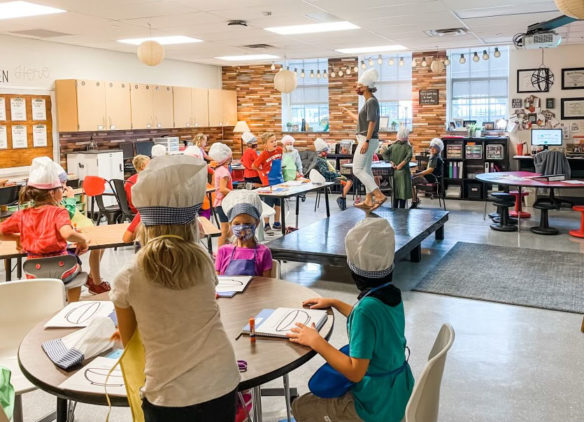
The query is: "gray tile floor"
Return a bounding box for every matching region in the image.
[6,194,584,422]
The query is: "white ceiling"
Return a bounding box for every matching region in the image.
[1,0,583,65]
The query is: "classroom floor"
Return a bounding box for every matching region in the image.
[5,194,584,422]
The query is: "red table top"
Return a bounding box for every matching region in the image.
[476,171,584,189]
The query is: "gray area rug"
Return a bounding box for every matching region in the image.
[414,242,584,314]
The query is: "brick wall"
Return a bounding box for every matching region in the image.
[411,51,447,151]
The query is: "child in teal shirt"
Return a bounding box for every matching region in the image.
[289,217,414,422]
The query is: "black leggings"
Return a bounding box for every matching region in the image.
[142,389,237,422]
[393,199,407,208]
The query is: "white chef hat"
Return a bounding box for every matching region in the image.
[397,125,410,141]
[282,134,295,145]
[183,145,202,158]
[221,190,263,222]
[358,68,379,89]
[54,162,68,184]
[242,131,258,145]
[151,144,167,158]
[28,156,61,190]
[131,155,207,226]
[429,138,444,153]
[314,138,329,153]
[345,217,395,278]
[208,142,232,165]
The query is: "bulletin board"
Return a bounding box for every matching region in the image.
[0,94,53,168]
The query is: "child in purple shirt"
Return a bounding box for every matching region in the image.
[215,190,273,277]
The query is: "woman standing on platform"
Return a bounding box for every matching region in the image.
[342,68,387,211]
[382,126,413,208]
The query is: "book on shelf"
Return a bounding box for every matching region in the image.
[465,144,483,159]
[448,161,463,179]
[486,144,505,160]
[446,144,463,159]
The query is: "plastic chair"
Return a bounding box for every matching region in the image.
[22,255,88,300]
[309,169,329,211]
[110,179,136,222]
[82,176,121,225]
[569,205,584,238]
[270,259,281,279]
[257,201,277,242]
[404,324,455,422]
[0,279,65,422]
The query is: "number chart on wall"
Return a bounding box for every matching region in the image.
[0,93,53,169]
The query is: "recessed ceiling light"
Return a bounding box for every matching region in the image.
[0,1,65,20]
[215,54,279,61]
[118,36,202,45]
[265,21,359,35]
[335,45,407,54]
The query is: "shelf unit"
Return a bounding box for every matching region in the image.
[441,136,509,200]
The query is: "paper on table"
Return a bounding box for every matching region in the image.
[242,307,328,338]
[562,180,584,185]
[45,301,115,328]
[216,275,252,293]
[58,356,125,396]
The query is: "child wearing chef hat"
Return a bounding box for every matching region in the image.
[209,142,234,247]
[411,138,444,208]
[313,138,353,211]
[0,157,90,302]
[382,125,413,209]
[289,217,414,422]
[281,134,303,181]
[215,190,272,277]
[110,155,240,420]
[240,131,262,188]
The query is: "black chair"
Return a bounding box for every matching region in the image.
[416,160,446,210]
[83,176,122,225]
[0,184,20,205]
[530,197,560,235]
[490,193,517,232]
[110,179,135,222]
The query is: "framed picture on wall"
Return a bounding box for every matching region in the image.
[511,98,523,108]
[561,97,584,119]
[561,68,584,89]
[546,98,555,109]
[517,69,549,93]
[483,122,495,130]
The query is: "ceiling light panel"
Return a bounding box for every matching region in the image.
[265,21,359,35]
[117,36,202,45]
[454,1,558,19]
[0,1,65,20]
[215,54,280,61]
[335,45,407,54]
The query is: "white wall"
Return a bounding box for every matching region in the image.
[0,34,221,90]
[508,44,584,155]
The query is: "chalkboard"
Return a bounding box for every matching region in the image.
[419,89,439,105]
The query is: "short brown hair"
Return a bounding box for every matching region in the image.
[260,132,275,143]
[18,185,59,206]
[132,155,150,172]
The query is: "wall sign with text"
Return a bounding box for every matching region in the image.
[419,89,439,105]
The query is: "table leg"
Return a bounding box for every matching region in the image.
[410,245,422,262]
[207,235,213,254]
[283,374,292,422]
[253,386,263,422]
[295,195,300,228]
[280,198,286,235]
[13,395,22,422]
[324,187,330,218]
[16,257,22,279]
[4,258,11,282]
[517,186,522,232]
[435,225,445,240]
[56,398,68,422]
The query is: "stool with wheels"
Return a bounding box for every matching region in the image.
[569,205,584,238]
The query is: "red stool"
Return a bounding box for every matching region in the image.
[569,205,584,238]
[509,190,531,218]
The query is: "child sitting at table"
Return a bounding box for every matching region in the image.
[0,157,90,302]
[240,131,262,188]
[110,155,240,422]
[252,132,283,235]
[215,190,272,277]
[411,138,444,209]
[56,163,110,295]
[209,142,234,247]
[282,135,303,181]
[124,154,150,214]
[313,138,353,211]
[289,217,414,422]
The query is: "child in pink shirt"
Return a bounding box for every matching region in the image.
[209,142,233,248]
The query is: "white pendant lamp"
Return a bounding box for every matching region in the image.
[554,0,584,18]
[137,40,165,66]
[430,59,445,73]
[274,68,297,93]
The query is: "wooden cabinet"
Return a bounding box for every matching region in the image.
[192,88,209,128]
[208,89,237,127]
[105,81,131,130]
[77,80,106,131]
[152,85,173,129]
[130,83,154,129]
[173,86,192,128]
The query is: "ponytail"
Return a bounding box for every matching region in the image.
[18,185,59,206]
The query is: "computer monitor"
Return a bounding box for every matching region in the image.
[531,129,563,148]
[120,142,134,159]
[135,141,154,157]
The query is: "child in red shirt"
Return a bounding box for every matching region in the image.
[0,157,90,302]
[253,132,283,235]
[240,132,261,187]
[124,154,150,214]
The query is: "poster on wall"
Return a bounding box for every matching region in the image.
[31,98,46,121]
[561,68,584,89]
[11,125,28,148]
[561,97,584,120]
[517,69,548,93]
[0,98,5,121]
[10,97,27,121]
[0,126,7,149]
[32,124,47,147]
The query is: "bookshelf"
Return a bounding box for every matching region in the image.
[441,136,509,200]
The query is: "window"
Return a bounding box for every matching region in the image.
[358,53,413,131]
[281,58,329,132]
[447,47,509,124]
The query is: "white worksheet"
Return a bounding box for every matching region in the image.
[216,276,252,293]
[11,125,27,148]
[59,356,125,396]
[45,301,115,328]
[0,126,6,149]
[0,98,5,121]
[10,97,26,121]
[31,98,46,120]
[32,124,47,147]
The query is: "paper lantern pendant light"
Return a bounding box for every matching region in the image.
[430,59,445,73]
[137,40,165,66]
[555,0,584,18]
[274,68,297,93]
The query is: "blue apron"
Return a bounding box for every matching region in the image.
[268,157,284,186]
[223,246,257,276]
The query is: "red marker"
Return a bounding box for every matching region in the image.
[249,317,256,344]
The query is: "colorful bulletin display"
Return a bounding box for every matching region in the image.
[0,94,53,168]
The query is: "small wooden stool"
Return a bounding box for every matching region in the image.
[569,205,584,238]
[509,190,531,219]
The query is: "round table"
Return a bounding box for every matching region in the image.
[18,277,334,421]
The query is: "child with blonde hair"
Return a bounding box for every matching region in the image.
[253,132,283,235]
[110,155,239,422]
[125,154,150,214]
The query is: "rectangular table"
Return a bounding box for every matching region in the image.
[255,182,335,235]
[267,207,448,266]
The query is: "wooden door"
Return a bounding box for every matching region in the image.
[77,80,106,131]
[192,88,209,128]
[105,81,131,130]
[222,89,237,126]
[173,86,192,128]
[152,85,173,129]
[130,83,153,129]
[208,88,223,126]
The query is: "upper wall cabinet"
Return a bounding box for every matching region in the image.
[193,88,210,127]
[152,85,174,129]
[55,80,131,132]
[209,89,237,127]
[130,84,154,129]
[173,87,210,129]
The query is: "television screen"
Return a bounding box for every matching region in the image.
[531,129,563,146]
[135,141,154,157]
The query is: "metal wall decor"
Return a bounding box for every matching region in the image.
[530,49,554,92]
